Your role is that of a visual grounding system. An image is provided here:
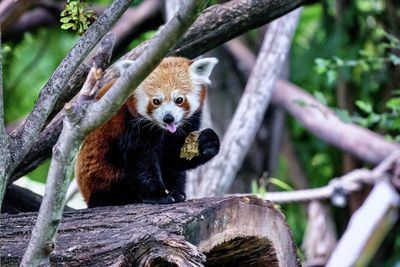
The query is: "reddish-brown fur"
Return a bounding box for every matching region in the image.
[75,57,199,203]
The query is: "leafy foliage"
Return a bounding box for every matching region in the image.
[60,0,96,35]
[288,0,400,264]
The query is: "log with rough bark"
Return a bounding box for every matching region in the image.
[0,196,299,267]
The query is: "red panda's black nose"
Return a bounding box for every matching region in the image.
[163,114,175,124]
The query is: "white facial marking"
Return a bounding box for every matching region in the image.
[189,57,219,85]
[134,85,149,118]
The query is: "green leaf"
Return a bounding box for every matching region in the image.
[366,113,380,125]
[326,69,337,84]
[313,91,328,105]
[61,23,75,30]
[267,178,293,191]
[335,109,353,123]
[60,16,72,23]
[389,54,400,65]
[355,100,373,113]
[314,58,329,74]
[387,98,400,111]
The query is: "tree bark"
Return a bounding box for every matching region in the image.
[0,196,299,267]
[172,0,308,58]
[1,185,73,214]
[0,0,38,32]
[273,80,400,165]
[194,9,301,197]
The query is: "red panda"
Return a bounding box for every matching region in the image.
[75,57,219,207]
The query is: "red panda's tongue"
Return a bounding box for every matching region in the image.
[166,123,177,133]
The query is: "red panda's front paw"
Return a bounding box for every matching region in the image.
[170,190,186,203]
[143,194,176,204]
[198,128,220,160]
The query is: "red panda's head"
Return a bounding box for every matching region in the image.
[119,57,218,133]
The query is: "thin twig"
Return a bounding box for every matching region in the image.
[233,151,400,204]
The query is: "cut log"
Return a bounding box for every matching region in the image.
[0,196,299,266]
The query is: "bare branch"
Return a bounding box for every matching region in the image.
[20,1,207,265]
[0,32,6,158]
[9,0,131,167]
[165,0,183,21]
[0,0,38,31]
[234,151,400,204]
[326,180,400,267]
[302,201,337,266]
[0,31,12,209]
[274,80,400,164]
[195,9,301,197]
[172,0,308,58]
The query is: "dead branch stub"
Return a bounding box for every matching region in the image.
[0,196,299,267]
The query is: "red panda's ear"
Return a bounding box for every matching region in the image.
[189,57,219,85]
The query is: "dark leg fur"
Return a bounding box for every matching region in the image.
[162,169,187,202]
[119,114,174,204]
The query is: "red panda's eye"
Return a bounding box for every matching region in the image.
[175,97,184,104]
[152,99,161,105]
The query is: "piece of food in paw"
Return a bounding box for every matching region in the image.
[180,131,200,160]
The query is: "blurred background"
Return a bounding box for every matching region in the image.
[2,0,400,266]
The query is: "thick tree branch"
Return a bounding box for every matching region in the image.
[0,32,12,209]
[273,80,400,165]
[1,184,74,214]
[172,0,308,57]
[0,0,38,32]
[21,1,207,265]
[195,9,301,197]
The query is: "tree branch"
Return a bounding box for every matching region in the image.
[0,0,38,32]
[0,32,12,209]
[172,0,308,58]
[195,9,301,197]
[20,1,207,265]
[273,80,400,164]
[1,184,74,214]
